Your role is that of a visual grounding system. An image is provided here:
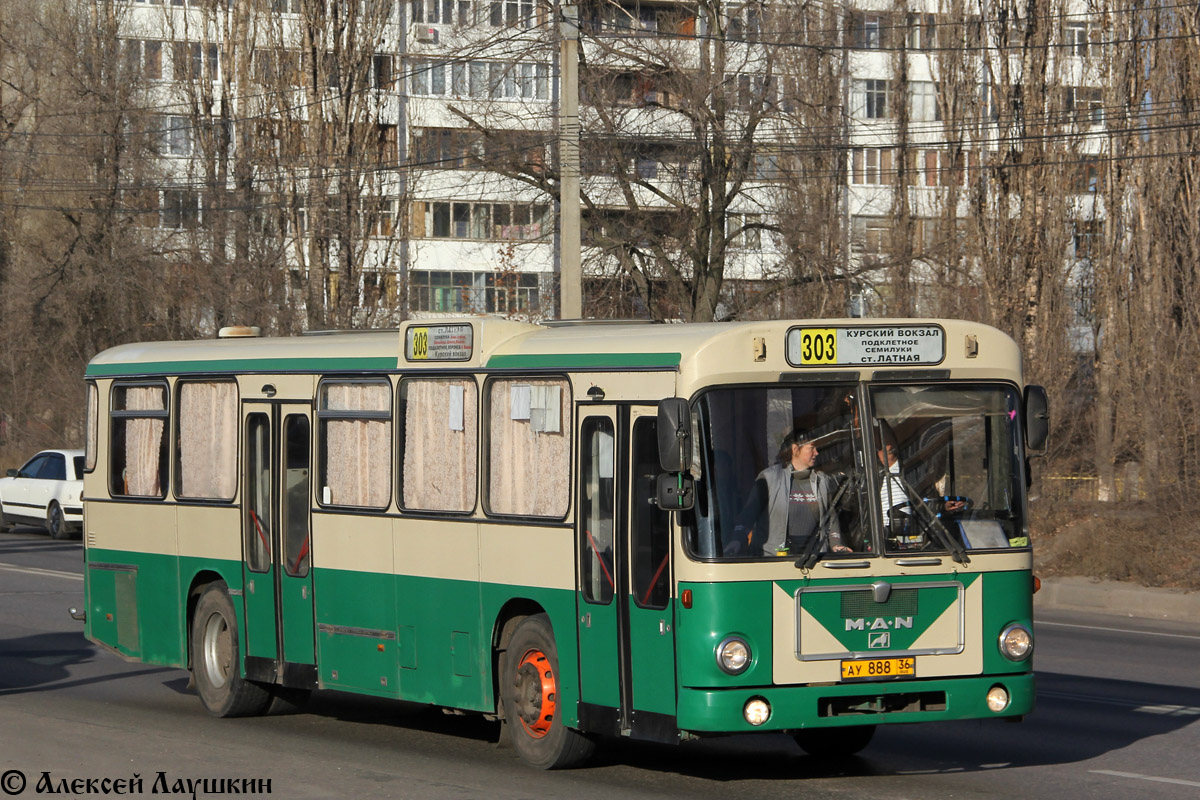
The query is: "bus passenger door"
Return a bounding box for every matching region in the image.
[577,410,620,716]
[576,407,677,740]
[624,408,677,737]
[241,403,317,680]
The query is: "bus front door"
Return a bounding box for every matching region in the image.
[242,403,317,684]
[577,406,677,741]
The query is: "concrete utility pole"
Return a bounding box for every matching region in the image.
[559,3,582,319]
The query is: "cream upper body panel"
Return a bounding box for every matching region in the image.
[88,318,1023,393]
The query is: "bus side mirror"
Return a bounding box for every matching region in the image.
[1024,385,1049,453]
[656,472,695,511]
[657,397,692,473]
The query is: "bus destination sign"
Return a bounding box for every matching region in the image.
[786,325,944,367]
[406,324,474,362]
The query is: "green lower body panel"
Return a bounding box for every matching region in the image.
[677,672,1034,733]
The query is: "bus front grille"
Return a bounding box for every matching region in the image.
[818,691,947,717]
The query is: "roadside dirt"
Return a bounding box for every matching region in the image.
[1030,499,1200,590]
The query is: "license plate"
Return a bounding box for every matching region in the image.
[841,657,915,679]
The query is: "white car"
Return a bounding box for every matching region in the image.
[0,449,85,539]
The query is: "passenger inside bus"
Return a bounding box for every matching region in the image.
[726,428,851,557]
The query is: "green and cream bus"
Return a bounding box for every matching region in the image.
[80,318,1047,769]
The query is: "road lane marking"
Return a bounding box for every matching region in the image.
[1132,704,1200,717]
[1090,770,1200,788]
[0,562,83,581]
[1040,691,1200,716]
[1037,620,1200,641]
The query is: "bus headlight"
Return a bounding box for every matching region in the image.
[743,697,771,726]
[998,623,1033,661]
[986,685,1010,712]
[716,636,751,675]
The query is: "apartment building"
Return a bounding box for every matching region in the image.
[115,0,1109,322]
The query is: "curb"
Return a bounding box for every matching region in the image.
[1034,576,1200,622]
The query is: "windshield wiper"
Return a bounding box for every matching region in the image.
[892,472,970,566]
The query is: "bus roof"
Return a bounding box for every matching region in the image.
[85,318,1023,386]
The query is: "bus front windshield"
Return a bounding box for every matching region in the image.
[688,383,1029,561]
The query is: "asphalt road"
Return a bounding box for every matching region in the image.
[1,527,1198,799]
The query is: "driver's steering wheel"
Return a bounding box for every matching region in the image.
[891,495,973,518]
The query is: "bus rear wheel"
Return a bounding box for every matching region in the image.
[191,583,271,718]
[794,725,876,758]
[501,614,595,769]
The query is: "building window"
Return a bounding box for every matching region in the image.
[172,42,219,82]
[159,116,194,157]
[365,198,398,236]
[852,216,891,254]
[852,147,892,184]
[753,152,780,179]
[855,79,890,119]
[372,54,395,89]
[487,272,539,313]
[727,213,762,250]
[729,3,764,42]
[920,149,978,187]
[906,13,937,49]
[413,0,474,25]
[409,270,540,314]
[410,59,547,100]
[161,190,200,230]
[254,49,302,87]
[1072,158,1104,193]
[910,81,940,122]
[489,0,544,28]
[413,201,549,240]
[123,40,162,81]
[1064,22,1093,57]
[848,12,887,49]
[733,73,776,112]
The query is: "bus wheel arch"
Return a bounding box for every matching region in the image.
[499,613,595,769]
[190,581,271,717]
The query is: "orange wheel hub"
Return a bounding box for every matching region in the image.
[513,648,557,738]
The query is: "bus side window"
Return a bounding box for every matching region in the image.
[245,413,272,572]
[580,417,615,604]
[110,382,169,499]
[282,415,311,577]
[632,417,670,609]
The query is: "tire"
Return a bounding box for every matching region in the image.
[501,614,595,769]
[794,725,876,758]
[191,583,272,717]
[0,507,11,533]
[46,502,69,540]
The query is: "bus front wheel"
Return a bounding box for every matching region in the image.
[191,584,271,718]
[794,724,876,758]
[501,614,595,769]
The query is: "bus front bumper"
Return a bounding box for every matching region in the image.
[677,672,1034,734]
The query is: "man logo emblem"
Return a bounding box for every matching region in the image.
[868,632,890,649]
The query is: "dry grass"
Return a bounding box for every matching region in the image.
[1030,499,1200,590]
